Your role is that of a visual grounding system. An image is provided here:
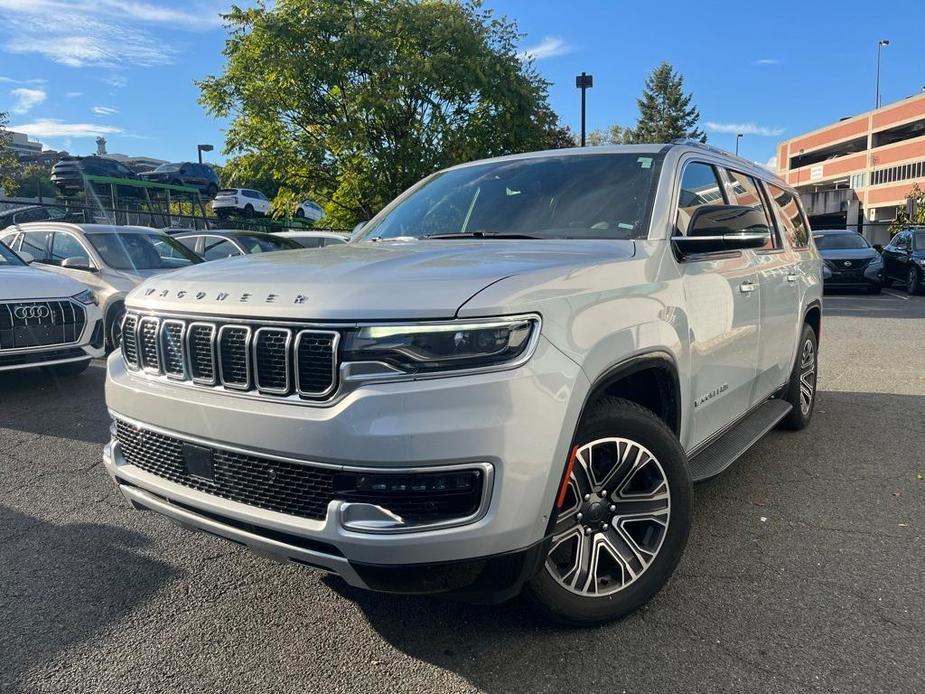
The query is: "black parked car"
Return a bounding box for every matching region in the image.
[0,205,69,230]
[172,230,302,261]
[814,229,883,294]
[139,162,220,198]
[51,156,137,194]
[882,228,925,295]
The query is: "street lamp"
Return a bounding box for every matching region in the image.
[575,72,593,147]
[735,133,743,156]
[197,143,214,165]
[875,39,890,109]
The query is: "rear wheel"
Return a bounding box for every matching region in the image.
[243,204,255,218]
[206,183,218,198]
[908,267,923,295]
[778,323,818,430]
[525,398,691,626]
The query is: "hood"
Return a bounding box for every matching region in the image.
[126,239,636,320]
[819,247,879,261]
[0,265,89,300]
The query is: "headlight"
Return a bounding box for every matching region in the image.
[918,258,925,267]
[341,316,539,374]
[868,256,882,267]
[72,289,98,306]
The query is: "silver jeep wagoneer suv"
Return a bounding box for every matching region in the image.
[104,142,822,624]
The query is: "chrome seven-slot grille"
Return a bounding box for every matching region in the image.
[0,300,86,350]
[121,312,338,400]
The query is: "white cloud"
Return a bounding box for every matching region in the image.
[753,58,781,66]
[761,156,778,171]
[706,121,786,137]
[10,118,124,138]
[92,105,118,115]
[65,92,83,98]
[0,75,46,84]
[10,87,47,114]
[0,0,225,68]
[519,37,573,62]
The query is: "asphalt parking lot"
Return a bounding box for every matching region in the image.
[1,290,923,694]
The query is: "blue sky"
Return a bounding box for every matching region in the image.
[1,0,922,170]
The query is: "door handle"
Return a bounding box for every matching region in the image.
[739,281,757,293]
[786,273,798,283]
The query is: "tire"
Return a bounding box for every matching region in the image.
[778,323,818,431]
[243,204,255,219]
[206,183,218,199]
[524,398,692,626]
[295,208,305,218]
[44,359,91,378]
[107,304,126,351]
[216,209,229,220]
[908,267,923,295]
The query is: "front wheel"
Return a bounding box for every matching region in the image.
[908,267,923,295]
[525,398,691,626]
[778,323,818,430]
[107,304,125,351]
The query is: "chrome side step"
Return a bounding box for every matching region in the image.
[688,399,792,482]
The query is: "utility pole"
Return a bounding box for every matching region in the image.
[575,72,593,147]
[197,143,214,165]
[875,39,890,109]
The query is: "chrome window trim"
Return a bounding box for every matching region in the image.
[160,318,187,380]
[252,326,292,395]
[186,322,217,385]
[293,329,340,398]
[217,324,252,391]
[137,316,161,374]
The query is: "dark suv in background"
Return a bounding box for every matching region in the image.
[139,162,221,198]
[882,227,925,294]
[815,229,884,294]
[51,156,137,194]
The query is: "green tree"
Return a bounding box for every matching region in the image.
[631,62,705,144]
[0,111,23,195]
[199,0,559,226]
[585,124,636,147]
[889,183,925,233]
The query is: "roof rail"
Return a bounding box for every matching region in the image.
[670,138,766,168]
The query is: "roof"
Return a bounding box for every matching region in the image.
[276,230,348,239]
[11,222,168,235]
[173,229,280,238]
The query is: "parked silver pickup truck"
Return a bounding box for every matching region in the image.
[103,141,822,624]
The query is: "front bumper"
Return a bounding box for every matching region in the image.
[822,262,882,288]
[0,308,104,372]
[104,336,587,589]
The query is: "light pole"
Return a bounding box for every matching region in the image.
[575,72,593,147]
[875,39,890,109]
[197,143,214,165]
[735,133,743,156]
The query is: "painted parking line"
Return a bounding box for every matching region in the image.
[883,289,910,301]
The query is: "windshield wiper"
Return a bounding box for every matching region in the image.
[423,231,543,240]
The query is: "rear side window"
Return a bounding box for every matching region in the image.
[726,170,778,249]
[202,238,241,260]
[767,183,810,249]
[20,230,51,261]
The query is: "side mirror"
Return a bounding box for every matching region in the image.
[61,256,97,272]
[873,244,883,253]
[18,251,34,264]
[674,205,771,255]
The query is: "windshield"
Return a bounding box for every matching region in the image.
[0,240,25,267]
[238,235,301,253]
[360,153,660,241]
[87,232,202,270]
[154,163,181,173]
[915,231,925,249]
[815,233,870,250]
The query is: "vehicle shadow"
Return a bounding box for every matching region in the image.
[0,361,110,445]
[0,504,179,691]
[331,389,925,692]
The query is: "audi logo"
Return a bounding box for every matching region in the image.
[13,305,51,320]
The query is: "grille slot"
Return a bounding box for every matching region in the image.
[161,320,185,378]
[0,300,86,350]
[121,314,138,366]
[138,317,160,372]
[187,323,216,384]
[115,420,336,521]
[218,325,251,390]
[295,330,338,396]
[254,328,291,394]
[123,312,338,401]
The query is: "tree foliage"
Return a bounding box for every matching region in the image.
[0,112,23,195]
[585,124,635,147]
[889,183,925,233]
[631,62,705,144]
[199,0,560,226]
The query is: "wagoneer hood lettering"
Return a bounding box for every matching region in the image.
[126,239,636,320]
